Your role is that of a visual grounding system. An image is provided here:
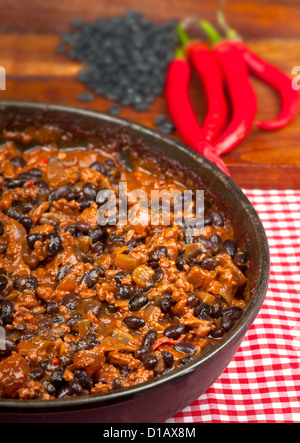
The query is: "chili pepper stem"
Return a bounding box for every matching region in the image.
[199,20,223,46]
[177,23,191,46]
[216,5,241,40]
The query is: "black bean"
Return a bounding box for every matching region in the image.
[209,210,225,227]
[30,367,45,381]
[26,168,43,178]
[48,186,78,202]
[174,341,196,355]
[223,239,238,259]
[112,377,123,390]
[46,301,60,316]
[187,294,202,308]
[84,301,102,317]
[77,195,94,211]
[57,386,72,398]
[26,233,43,251]
[129,293,149,311]
[81,267,104,288]
[96,187,111,206]
[142,330,158,347]
[89,161,105,174]
[221,313,235,332]
[92,242,105,255]
[157,297,172,313]
[0,300,14,324]
[197,236,213,250]
[209,327,224,339]
[163,323,186,340]
[74,369,93,390]
[9,156,27,168]
[46,382,57,396]
[47,233,63,256]
[0,243,7,254]
[14,274,38,291]
[161,350,174,368]
[142,353,158,370]
[180,356,193,365]
[211,303,223,319]
[68,379,83,395]
[201,256,218,271]
[77,92,94,102]
[62,293,79,311]
[153,268,163,282]
[77,337,100,350]
[6,207,22,221]
[4,178,27,189]
[19,216,33,233]
[175,258,189,271]
[82,182,99,201]
[75,221,91,234]
[116,285,133,300]
[57,264,73,283]
[234,250,248,268]
[123,315,145,330]
[90,227,106,243]
[148,246,170,262]
[37,179,50,195]
[134,345,152,360]
[0,221,4,236]
[0,275,8,292]
[108,104,121,116]
[223,307,243,321]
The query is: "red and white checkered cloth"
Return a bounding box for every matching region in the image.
[168,190,300,423]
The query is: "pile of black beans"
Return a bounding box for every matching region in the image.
[57,11,179,114]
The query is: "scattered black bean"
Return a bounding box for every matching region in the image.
[59,12,178,110]
[26,233,43,250]
[77,92,94,102]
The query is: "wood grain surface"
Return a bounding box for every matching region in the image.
[0,0,299,189]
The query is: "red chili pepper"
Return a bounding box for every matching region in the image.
[217,9,300,131]
[165,47,230,175]
[200,21,257,156]
[177,25,228,143]
[153,334,185,351]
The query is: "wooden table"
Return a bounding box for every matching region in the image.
[0,0,299,189]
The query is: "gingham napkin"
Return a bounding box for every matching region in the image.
[167,190,300,423]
